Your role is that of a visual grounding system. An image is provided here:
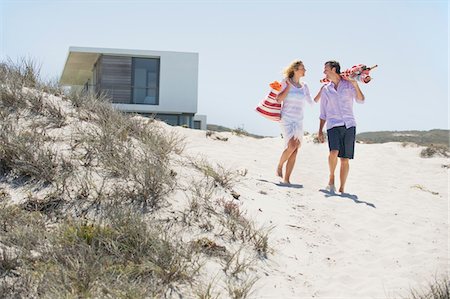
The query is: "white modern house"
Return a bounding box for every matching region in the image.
[60,46,206,129]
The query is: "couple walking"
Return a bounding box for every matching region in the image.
[276,60,365,194]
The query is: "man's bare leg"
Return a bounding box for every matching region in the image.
[284,143,300,183]
[339,158,349,193]
[328,150,339,187]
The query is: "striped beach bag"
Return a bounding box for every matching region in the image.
[255,81,283,122]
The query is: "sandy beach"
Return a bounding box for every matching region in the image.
[169,125,448,298]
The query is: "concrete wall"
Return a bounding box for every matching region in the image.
[193,114,207,130]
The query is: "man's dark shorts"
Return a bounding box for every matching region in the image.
[327,126,356,159]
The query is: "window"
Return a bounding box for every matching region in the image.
[132,58,160,105]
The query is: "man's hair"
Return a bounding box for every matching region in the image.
[325,60,341,74]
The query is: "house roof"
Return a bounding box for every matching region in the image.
[60,49,100,85]
[60,46,198,86]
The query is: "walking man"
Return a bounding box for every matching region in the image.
[316,61,365,193]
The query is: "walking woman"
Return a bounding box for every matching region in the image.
[276,60,317,184]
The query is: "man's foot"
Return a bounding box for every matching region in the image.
[277,166,283,178]
[326,184,336,193]
[339,187,345,193]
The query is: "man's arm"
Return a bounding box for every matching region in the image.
[318,118,326,143]
[349,80,365,102]
[318,94,327,143]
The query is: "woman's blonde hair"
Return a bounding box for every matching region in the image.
[283,60,303,78]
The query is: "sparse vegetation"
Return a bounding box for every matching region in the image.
[0,58,265,298]
[405,277,449,299]
[180,162,273,259]
[206,130,229,141]
[232,126,249,137]
[0,111,70,186]
[420,144,449,158]
[195,278,220,299]
[34,211,200,298]
[207,124,265,139]
[357,130,449,148]
[226,275,258,299]
[191,237,227,258]
[190,158,240,190]
[0,203,47,251]
[0,251,20,278]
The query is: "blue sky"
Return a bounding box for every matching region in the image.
[1,0,448,136]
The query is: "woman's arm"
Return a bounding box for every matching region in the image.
[304,83,314,104]
[276,80,290,103]
[314,85,324,102]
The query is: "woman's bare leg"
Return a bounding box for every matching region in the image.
[277,138,299,179]
[284,141,300,183]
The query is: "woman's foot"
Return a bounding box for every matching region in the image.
[326,184,336,193]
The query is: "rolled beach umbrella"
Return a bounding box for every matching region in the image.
[320,64,378,84]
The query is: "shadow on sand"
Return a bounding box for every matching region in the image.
[319,189,376,208]
[257,179,304,189]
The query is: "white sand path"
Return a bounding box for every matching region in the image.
[173,126,448,299]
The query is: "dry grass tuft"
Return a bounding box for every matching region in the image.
[0,250,20,278]
[0,203,47,256]
[191,237,227,258]
[190,158,239,190]
[33,210,201,298]
[406,276,449,299]
[226,275,258,299]
[420,144,449,158]
[21,190,66,217]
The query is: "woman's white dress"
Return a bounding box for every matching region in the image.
[280,80,313,146]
